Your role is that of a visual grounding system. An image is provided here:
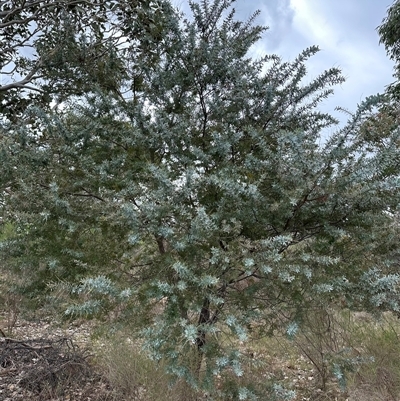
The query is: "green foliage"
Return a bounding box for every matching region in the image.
[378,0,400,97]
[0,0,175,121]
[2,0,400,398]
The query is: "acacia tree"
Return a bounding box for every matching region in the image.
[3,0,400,398]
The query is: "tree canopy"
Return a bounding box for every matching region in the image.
[0,0,174,121]
[378,0,400,96]
[2,0,400,399]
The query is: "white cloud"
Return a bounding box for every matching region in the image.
[288,0,394,113]
[290,0,338,47]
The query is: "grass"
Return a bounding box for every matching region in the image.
[345,312,400,401]
[93,309,400,401]
[4,304,400,400]
[96,332,200,401]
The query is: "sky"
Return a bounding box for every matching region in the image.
[172,0,395,123]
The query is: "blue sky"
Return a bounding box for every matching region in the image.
[173,0,395,122]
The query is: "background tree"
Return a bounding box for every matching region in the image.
[2,0,400,398]
[0,0,174,121]
[378,0,400,97]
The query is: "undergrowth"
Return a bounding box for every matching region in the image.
[94,310,400,401]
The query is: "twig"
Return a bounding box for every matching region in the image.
[1,337,53,350]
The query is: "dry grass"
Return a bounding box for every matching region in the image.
[96,333,200,401]
[346,312,400,401]
[3,304,400,400]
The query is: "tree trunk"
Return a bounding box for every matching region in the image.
[195,297,210,376]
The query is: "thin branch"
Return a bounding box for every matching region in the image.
[66,191,106,202]
[0,60,43,92]
[38,183,106,202]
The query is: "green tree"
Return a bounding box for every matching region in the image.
[0,0,174,121]
[0,0,175,231]
[3,0,400,398]
[378,0,400,96]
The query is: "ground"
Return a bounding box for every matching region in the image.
[0,318,114,401]
[1,311,392,401]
